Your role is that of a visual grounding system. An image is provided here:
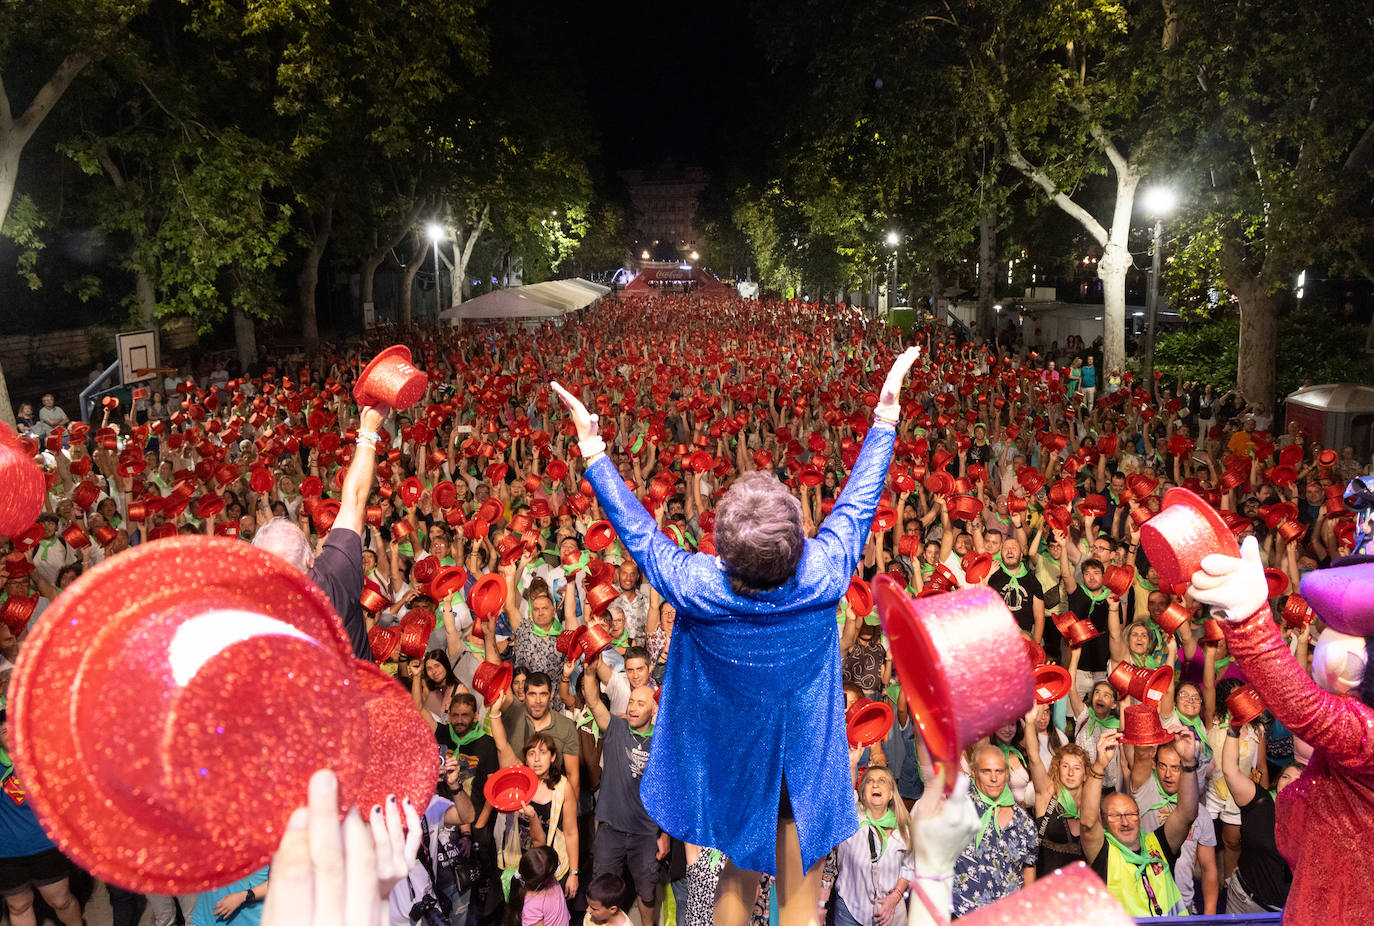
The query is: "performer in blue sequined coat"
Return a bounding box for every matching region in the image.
[552,347,918,926]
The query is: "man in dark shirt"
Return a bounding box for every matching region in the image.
[252,403,387,661]
[437,692,498,820]
[582,670,667,926]
[1061,556,1113,694]
[987,536,1044,644]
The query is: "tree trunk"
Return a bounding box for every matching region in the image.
[977,207,997,338]
[296,199,334,352]
[361,253,383,307]
[1097,170,1140,374]
[398,233,427,328]
[0,359,14,427]
[233,305,257,371]
[0,51,90,231]
[450,204,490,307]
[1238,292,1280,411]
[135,269,157,329]
[0,146,20,239]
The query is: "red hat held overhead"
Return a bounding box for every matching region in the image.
[354,345,427,411]
[1140,487,1239,588]
[845,697,894,748]
[6,537,421,894]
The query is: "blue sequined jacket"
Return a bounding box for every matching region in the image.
[583,421,896,874]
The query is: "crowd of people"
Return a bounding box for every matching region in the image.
[2,291,1359,925]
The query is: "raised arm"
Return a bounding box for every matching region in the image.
[1162,732,1199,854]
[1078,730,1121,863]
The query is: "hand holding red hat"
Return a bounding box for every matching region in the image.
[910,769,980,880]
[1188,535,1267,622]
[260,768,421,926]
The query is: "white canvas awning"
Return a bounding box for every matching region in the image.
[438,278,608,322]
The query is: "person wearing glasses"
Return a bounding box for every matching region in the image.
[1080,730,1199,917]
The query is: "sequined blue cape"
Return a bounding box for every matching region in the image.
[584,422,896,875]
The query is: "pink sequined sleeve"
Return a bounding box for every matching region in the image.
[1223,609,1374,768]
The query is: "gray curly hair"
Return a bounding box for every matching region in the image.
[713,470,804,596]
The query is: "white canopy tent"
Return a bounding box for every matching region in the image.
[437,277,608,324]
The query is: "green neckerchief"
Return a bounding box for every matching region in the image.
[973,785,1015,848]
[921,562,935,578]
[529,617,564,638]
[612,630,631,648]
[500,867,519,902]
[464,638,484,658]
[1137,575,1158,592]
[563,550,592,577]
[629,723,654,740]
[997,741,1026,767]
[1131,651,1164,670]
[860,808,899,857]
[398,541,414,557]
[1055,785,1080,819]
[1148,771,1178,814]
[1104,832,1158,881]
[440,556,457,567]
[885,681,902,704]
[448,724,485,749]
[0,746,11,777]
[1177,712,1211,757]
[37,537,60,558]
[705,848,723,870]
[1083,710,1121,739]
[1082,584,1111,604]
[573,707,601,744]
[1214,655,1234,675]
[1107,488,1120,505]
[1000,562,1028,596]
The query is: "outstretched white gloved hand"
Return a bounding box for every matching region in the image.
[908,770,978,926]
[876,347,920,421]
[1189,534,1268,622]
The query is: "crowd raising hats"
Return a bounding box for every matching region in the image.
[0,290,1369,925]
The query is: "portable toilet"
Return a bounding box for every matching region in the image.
[1283,383,1374,460]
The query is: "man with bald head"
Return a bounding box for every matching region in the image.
[582,670,666,926]
[1082,730,1199,916]
[951,744,1039,916]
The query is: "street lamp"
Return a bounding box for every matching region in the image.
[641,250,651,261]
[886,231,900,309]
[689,251,699,262]
[427,223,445,317]
[1141,187,1176,384]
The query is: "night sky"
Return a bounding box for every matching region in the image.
[551,0,769,172]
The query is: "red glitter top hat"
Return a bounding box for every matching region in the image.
[1139,487,1240,587]
[873,577,1033,793]
[352,661,437,812]
[8,538,377,894]
[1120,703,1174,746]
[354,345,427,411]
[1226,685,1266,726]
[0,421,45,537]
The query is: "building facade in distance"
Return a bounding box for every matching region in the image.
[620,165,708,260]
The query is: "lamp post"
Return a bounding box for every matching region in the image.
[1141,188,1176,384]
[886,231,900,310]
[426,223,445,317]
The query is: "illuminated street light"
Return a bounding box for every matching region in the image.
[1143,187,1177,217]
[690,251,699,261]
[426,224,445,316]
[426,223,445,242]
[886,231,899,246]
[641,250,651,260]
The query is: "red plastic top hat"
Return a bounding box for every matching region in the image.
[483,765,539,812]
[476,498,503,524]
[8,537,368,894]
[846,577,874,617]
[432,481,458,510]
[472,661,513,703]
[496,534,524,566]
[1201,617,1226,645]
[1078,494,1108,519]
[354,345,427,411]
[428,565,468,602]
[1156,599,1192,635]
[1317,448,1338,467]
[961,551,994,584]
[398,610,436,659]
[586,582,620,616]
[368,624,401,662]
[1281,592,1315,629]
[1110,663,1174,705]
[412,556,440,586]
[1120,703,1174,746]
[352,661,438,813]
[62,524,91,549]
[556,627,585,657]
[845,697,894,748]
[1025,637,1046,667]
[468,573,507,620]
[874,577,1033,793]
[579,622,613,660]
[956,861,1134,926]
[1,595,38,634]
[947,494,983,522]
[1263,568,1289,598]
[1102,563,1135,599]
[1226,685,1266,726]
[0,422,45,537]
[1045,505,1072,533]
[546,459,569,482]
[1033,664,1072,704]
[360,587,392,614]
[1139,487,1240,587]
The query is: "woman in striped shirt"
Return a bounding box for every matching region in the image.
[827,766,915,926]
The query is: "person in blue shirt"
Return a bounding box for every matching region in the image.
[190,867,270,926]
[551,346,918,926]
[0,709,84,926]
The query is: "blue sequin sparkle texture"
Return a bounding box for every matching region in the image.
[584,422,896,874]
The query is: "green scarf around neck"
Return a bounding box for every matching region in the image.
[973,786,1015,848]
[1082,584,1111,604]
[1104,832,1157,880]
[448,723,484,749]
[529,617,564,638]
[1055,785,1080,819]
[860,808,899,857]
[1148,771,1178,813]
[1083,711,1120,739]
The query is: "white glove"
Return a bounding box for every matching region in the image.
[876,347,920,421]
[1189,534,1268,622]
[911,770,979,876]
